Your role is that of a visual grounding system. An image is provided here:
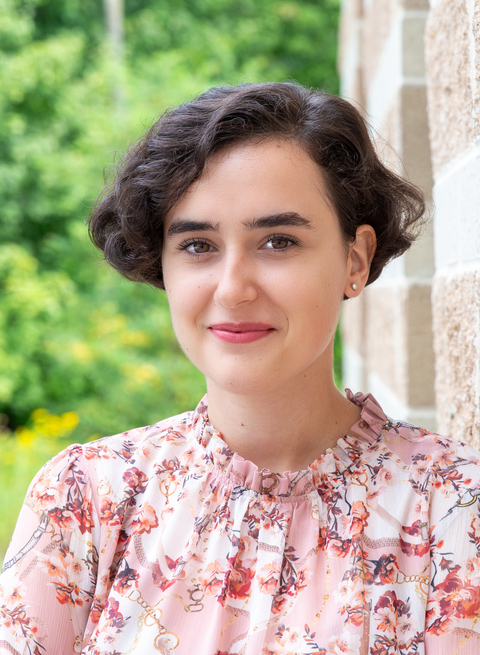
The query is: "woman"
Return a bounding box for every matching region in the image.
[1,82,480,655]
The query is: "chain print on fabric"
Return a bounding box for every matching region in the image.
[453,617,480,655]
[0,641,22,654]
[259,469,280,494]
[74,634,83,654]
[123,610,149,655]
[19,538,59,581]
[127,589,179,652]
[310,549,331,628]
[1,513,50,573]
[362,534,401,549]
[396,567,430,601]
[134,532,153,570]
[160,583,207,614]
[186,584,204,612]
[4,394,480,654]
[159,477,178,505]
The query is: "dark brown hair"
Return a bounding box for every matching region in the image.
[89,82,425,288]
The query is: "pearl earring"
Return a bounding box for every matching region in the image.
[351,283,358,291]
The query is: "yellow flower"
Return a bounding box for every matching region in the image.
[30,408,79,438]
[16,427,36,447]
[71,341,92,362]
[120,330,150,347]
[121,363,162,390]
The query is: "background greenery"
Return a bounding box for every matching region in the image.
[0,0,340,560]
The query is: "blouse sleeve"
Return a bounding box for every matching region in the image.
[0,444,99,654]
[425,458,480,654]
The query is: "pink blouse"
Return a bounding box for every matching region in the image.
[1,390,480,654]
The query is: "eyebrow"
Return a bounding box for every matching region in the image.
[167,219,219,236]
[166,212,313,236]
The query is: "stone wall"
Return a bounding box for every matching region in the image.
[338,0,480,444]
[426,0,480,447]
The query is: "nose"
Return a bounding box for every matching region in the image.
[213,250,258,308]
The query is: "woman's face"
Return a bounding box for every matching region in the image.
[162,139,360,396]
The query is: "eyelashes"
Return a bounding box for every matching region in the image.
[176,238,214,256]
[176,234,301,257]
[263,234,301,250]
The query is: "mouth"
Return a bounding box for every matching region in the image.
[208,322,276,344]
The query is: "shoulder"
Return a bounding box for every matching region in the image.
[29,408,199,516]
[370,419,480,521]
[379,418,480,475]
[82,408,196,462]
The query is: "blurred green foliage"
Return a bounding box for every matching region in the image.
[0,0,340,557]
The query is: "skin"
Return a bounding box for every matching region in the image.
[162,139,376,473]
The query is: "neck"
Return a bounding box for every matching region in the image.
[205,360,361,474]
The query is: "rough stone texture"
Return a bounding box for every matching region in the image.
[473,0,480,136]
[425,0,476,176]
[362,0,398,91]
[432,272,480,447]
[340,0,480,440]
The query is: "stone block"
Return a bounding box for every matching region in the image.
[400,0,429,8]
[364,283,409,404]
[359,279,435,408]
[405,282,435,406]
[425,0,476,176]
[403,218,434,278]
[432,271,480,447]
[474,0,480,135]
[401,84,433,193]
[433,142,480,268]
[402,13,427,78]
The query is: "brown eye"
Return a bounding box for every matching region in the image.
[187,241,211,254]
[267,237,290,250]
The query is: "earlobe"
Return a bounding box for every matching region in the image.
[344,225,377,297]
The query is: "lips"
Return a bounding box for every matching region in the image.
[208,322,275,344]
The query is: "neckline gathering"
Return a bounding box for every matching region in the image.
[190,389,390,498]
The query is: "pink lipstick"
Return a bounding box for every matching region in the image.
[208,322,275,344]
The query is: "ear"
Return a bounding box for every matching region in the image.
[344,224,377,297]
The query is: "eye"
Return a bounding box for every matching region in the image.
[177,239,215,255]
[263,235,300,251]
[188,241,211,254]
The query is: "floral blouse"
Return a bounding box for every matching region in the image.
[2,391,480,655]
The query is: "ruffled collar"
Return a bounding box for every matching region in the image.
[190,390,388,498]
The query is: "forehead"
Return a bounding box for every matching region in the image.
[166,139,334,225]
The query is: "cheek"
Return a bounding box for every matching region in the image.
[165,276,208,337]
[283,270,343,337]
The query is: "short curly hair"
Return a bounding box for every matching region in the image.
[89,82,425,289]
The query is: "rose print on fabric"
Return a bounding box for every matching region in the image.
[2,391,480,654]
[199,561,229,597]
[131,503,159,534]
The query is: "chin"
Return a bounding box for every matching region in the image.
[206,365,292,397]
